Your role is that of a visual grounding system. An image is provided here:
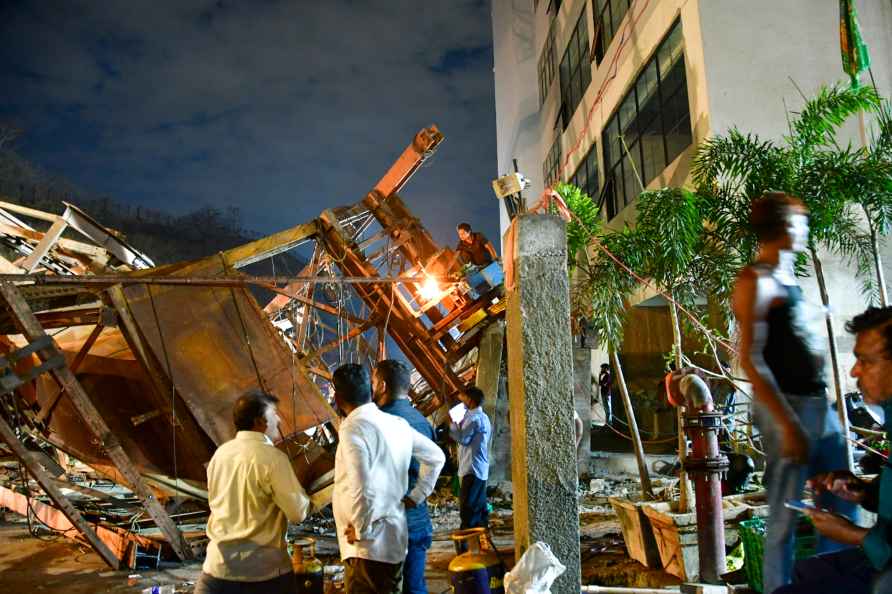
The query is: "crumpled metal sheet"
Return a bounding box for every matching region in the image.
[120,259,334,447]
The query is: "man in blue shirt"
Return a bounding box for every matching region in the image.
[373,359,437,594]
[449,387,492,529]
[772,306,892,594]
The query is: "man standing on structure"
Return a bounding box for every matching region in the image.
[451,223,498,268]
[195,391,310,594]
[373,359,438,594]
[332,364,445,594]
[449,387,492,529]
[772,306,892,593]
[732,191,854,593]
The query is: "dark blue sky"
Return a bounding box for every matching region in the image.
[0,0,499,249]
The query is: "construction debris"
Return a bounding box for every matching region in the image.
[0,125,509,570]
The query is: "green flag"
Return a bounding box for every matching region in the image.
[840,0,871,87]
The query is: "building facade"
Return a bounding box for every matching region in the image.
[491,0,892,423]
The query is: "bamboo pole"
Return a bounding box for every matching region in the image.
[810,248,855,471]
[669,297,694,512]
[610,349,653,499]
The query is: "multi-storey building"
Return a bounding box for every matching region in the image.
[492,0,892,424]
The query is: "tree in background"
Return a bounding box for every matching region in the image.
[559,182,654,500]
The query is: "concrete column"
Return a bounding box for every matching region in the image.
[505,214,581,593]
[477,320,511,483]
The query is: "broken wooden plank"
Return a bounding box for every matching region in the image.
[21,218,69,273]
[217,221,317,269]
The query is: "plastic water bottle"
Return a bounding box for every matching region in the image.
[141,586,174,594]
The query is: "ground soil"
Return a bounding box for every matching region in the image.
[0,478,684,593]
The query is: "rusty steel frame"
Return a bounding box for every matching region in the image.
[0,124,507,567]
[0,281,194,561]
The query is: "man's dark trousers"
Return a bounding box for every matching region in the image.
[771,548,875,594]
[344,558,403,594]
[459,474,488,529]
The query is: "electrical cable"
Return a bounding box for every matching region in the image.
[217,254,269,394]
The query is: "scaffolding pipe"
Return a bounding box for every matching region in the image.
[0,273,458,287]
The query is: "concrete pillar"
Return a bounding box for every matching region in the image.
[477,320,511,483]
[505,214,581,593]
[573,347,592,478]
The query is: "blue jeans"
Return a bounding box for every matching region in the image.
[459,474,489,529]
[403,531,432,594]
[756,396,858,594]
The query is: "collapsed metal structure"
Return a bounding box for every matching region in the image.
[0,126,506,568]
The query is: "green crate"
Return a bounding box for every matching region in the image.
[739,517,817,592]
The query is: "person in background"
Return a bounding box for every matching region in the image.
[196,391,310,594]
[449,387,492,529]
[598,363,613,425]
[373,359,438,594]
[732,191,854,593]
[332,364,445,594]
[772,306,892,594]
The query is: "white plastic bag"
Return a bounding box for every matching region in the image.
[503,541,567,594]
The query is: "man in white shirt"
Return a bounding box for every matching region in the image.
[332,364,445,594]
[195,391,310,594]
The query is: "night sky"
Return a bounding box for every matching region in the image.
[0,0,499,251]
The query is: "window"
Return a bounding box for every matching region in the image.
[547,0,563,15]
[593,0,632,65]
[543,132,562,188]
[559,8,592,129]
[538,25,557,106]
[602,20,691,220]
[569,143,600,201]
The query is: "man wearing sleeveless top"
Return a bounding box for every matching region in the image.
[732,192,855,593]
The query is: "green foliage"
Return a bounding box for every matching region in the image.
[691,82,890,304]
[573,226,643,351]
[790,83,880,151]
[556,182,601,270]
[573,82,892,352]
[634,188,702,296]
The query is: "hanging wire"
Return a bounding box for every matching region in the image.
[219,254,268,394]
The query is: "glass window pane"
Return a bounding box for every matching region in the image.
[613,163,625,211]
[611,0,624,36]
[658,23,684,78]
[582,59,592,93]
[666,114,692,163]
[640,113,666,182]
[560,53,571,89]
[660,56,687,98]
[636,60,659,108]
[618,91,637,134]
[602,3,614,44]
[622,141,642,198]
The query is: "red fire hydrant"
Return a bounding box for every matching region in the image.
[668,370,730,584]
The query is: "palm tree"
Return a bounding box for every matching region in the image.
[857,99,892,305]
[692,83,883,466]
[632,187,724,513]
[560,182,655,500]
